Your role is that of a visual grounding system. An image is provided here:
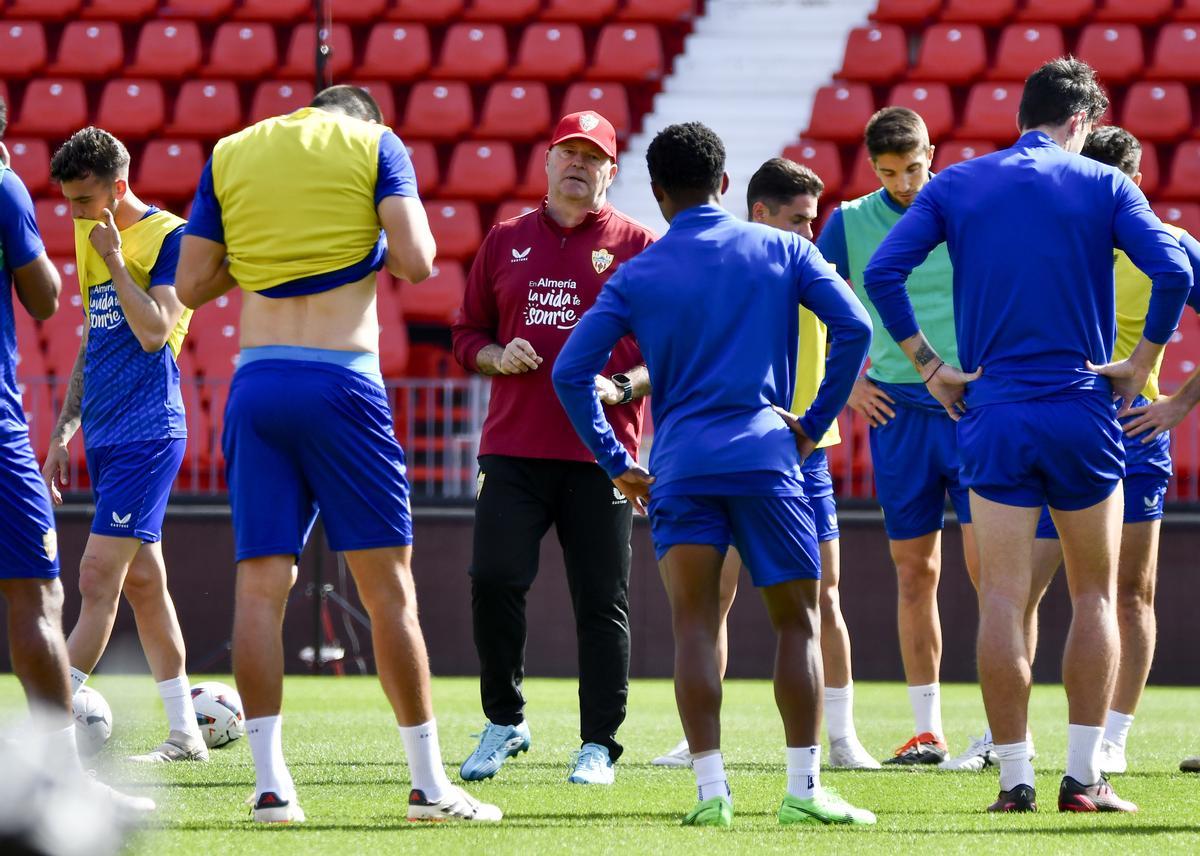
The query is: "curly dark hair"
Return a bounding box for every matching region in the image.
[747,158,824,214]
[310,84,383,124]
[1081,125,1141,178]
[49,126,130,184]
[865,107,929,159]
[0,95,7,140]
[1018,57,1109,131]
[646,122,725,198]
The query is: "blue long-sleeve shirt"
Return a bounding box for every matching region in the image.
[552,204,872,486]
[863,131,1193,405]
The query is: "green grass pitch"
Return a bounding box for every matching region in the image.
[2,675,1198,854]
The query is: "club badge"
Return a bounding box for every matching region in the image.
[591,248,615,274]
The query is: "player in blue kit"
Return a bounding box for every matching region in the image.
[42,127,207,764]
[864,59,1192,813]
[554,122,875,828]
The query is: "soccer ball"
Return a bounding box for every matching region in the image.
[72,686,112,758]
[191,681,245,749]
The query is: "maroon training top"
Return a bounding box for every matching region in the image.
[452,200,655,463]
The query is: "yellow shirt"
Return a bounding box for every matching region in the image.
[791,306,841,448]
[1113,222,1186,401]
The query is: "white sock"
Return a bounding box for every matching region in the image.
[995,741,1034,791]
[1066,723,1104,785]
[983,727,992,743]
[824,683,856,742]
[907,682,943,737]
[69,667,88,696]
[157,675,201,737]
[246,715,294,800]
[1103,710,1135,751]
[398,719,452,802]
[45,724,83,773]
[786,745,820,799]
[691,750,730,803]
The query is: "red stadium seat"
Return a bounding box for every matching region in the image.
[515,142,550,197]
[1075,24,1145,85]
[398,81,474,141]
[389,0,465,20]
[618,0,696,22]
[49,21,124,79]
[34,200,74,257]
[11,80,88,138]
[1147,24,1200,81]
[441,141,517,201]
[542,0,616,23]
[167,80,243,138]
[494,199,540,223]
[331,0,388,22]
[82,0,160,17]
[425,200,483,261]
[1161,141,1200,200]
[206,23,278,79]
[804,83,875,144]
[357,23,431,81]
[941,0,1016,25]
[188,316,240,378]
[588,24,665,82]
[405,141,440,195]
[160,0,235,19]
[886,82,954,141]
[41,312,86,381]
[398,260,467,326]
[871,0,940,25]
[958,83,1023,143]
[837,25,908,84]
[233,0,310,20]
[464,0,540,21]
[1094,0,1172,23]
[405,343,467,379]
[50,260,83,312]
[348,81,396,126]
[1121,82,1192,142]
[561,84,631,138]
[781,139,843,196]
[129,20,202,79]
[0,21,47,77]
[279,23,354,79]
[5,139,50,196]
[988,24,1066,81]
[139,140,205,199]
[1154,202,1200,237]
[249,80,314,122]
[1017,0,1093,25]
[1179,0,1200,20]
[431,23,508,81]
[7,0,82,17]
[911,24,987,84]
[510,23,587,82]
[842,149,883,201]
[477,81,551,141]
[96,80,166,139]
[932,140,997,171]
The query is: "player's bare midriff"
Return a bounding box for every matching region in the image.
[238,272,380,354]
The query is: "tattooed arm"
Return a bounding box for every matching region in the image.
[41,332,86,505]
[896,330,980,422]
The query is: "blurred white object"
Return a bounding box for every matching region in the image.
[71,687,112,758]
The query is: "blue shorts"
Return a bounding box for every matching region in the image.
[0,422,59,579]
[223,355,412,562]
[803,449,839,542]
[87,438,185,542]
[1036,472,1169,538]
[958,393,1123,510]
[647,489,820,588]
[869,398,971,541]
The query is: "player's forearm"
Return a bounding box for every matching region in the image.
[1172,365,1200,412]
[618,364,651,400]
[176,257,236,309]
[50,343,86,445]
[474,343,505,376]
[108,261,175,351]
[898,331,944,377]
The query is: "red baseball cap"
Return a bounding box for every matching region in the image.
[549,111,617,160]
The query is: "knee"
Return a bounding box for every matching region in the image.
[122,562,165,606]
[4,580,64,627]
[895,556,938,604]
[1116,577,1155,621]
[236,559,296,606]
[819,585,840,624]
[359,569,419,620]
[77,554,123,607]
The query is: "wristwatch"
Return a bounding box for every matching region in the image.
[612,373,634,405]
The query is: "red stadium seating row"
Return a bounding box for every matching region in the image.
[872,0,1200,26]
[838,22,1200,86]
[0,19,670,84]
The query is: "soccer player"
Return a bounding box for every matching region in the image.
[451,111,654,786]
[1030,126,1200,776]
[653,158,878,770]
[554,122,875,827]
[0,97,153,815]
[175,85,500,823]
[42,127,207,764]
[863,59,1191,813]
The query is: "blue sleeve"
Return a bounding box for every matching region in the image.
[862,177,948,343]
[1177,231,1200,315]
[375,131,419,204]
[0,171,46,271]
[183,158,224,245]
[815,207,850,280]
[1113,176,1191,344]
[148,225,184,287]
[794,241,872,442]
[552,272,638,479]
